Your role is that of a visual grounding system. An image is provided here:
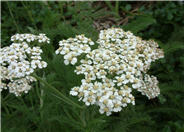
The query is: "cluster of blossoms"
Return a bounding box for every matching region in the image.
[56,28,164,116]
[0,34,50,96]
[11,33,50,43]
[55,35,94,65]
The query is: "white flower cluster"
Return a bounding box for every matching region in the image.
[11,33,50,43]
[0,34,50,96]
[57,28,164,116]
[55,35,94,65]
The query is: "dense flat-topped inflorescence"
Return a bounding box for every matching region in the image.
[0,33,50,96]
[55,34,94,65]
[56,28,164,116]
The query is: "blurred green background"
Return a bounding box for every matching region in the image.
[1,1,184,132]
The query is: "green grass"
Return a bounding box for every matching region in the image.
[1,1,184,132]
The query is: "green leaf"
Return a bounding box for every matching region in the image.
[164,42,184,53]
[125,4,131,11]
[167,13,173,20]
[123,15,156,34]
[158,94,167,104]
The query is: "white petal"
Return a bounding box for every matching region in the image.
[64,60,69,65]
[71,58,77,65]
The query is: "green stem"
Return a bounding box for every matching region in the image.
[105,1,119,17]
[40,89,44,109]
[32,74,84,109]
[58,2,65,21]
[35,80,41,98]
[115,1,119,16]
[80,109,86,128]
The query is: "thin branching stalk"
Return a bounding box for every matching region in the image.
[32,74,84,109]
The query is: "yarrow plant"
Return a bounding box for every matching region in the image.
[56,28,164,116]
[0,33,50,96]
[0,28,164,116]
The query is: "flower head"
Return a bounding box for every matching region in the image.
[1,33,50,96]
[58,28,164,116]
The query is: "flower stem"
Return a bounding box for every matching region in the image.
[32,74,84,109]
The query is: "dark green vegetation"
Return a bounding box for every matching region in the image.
[1,1,184,132]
